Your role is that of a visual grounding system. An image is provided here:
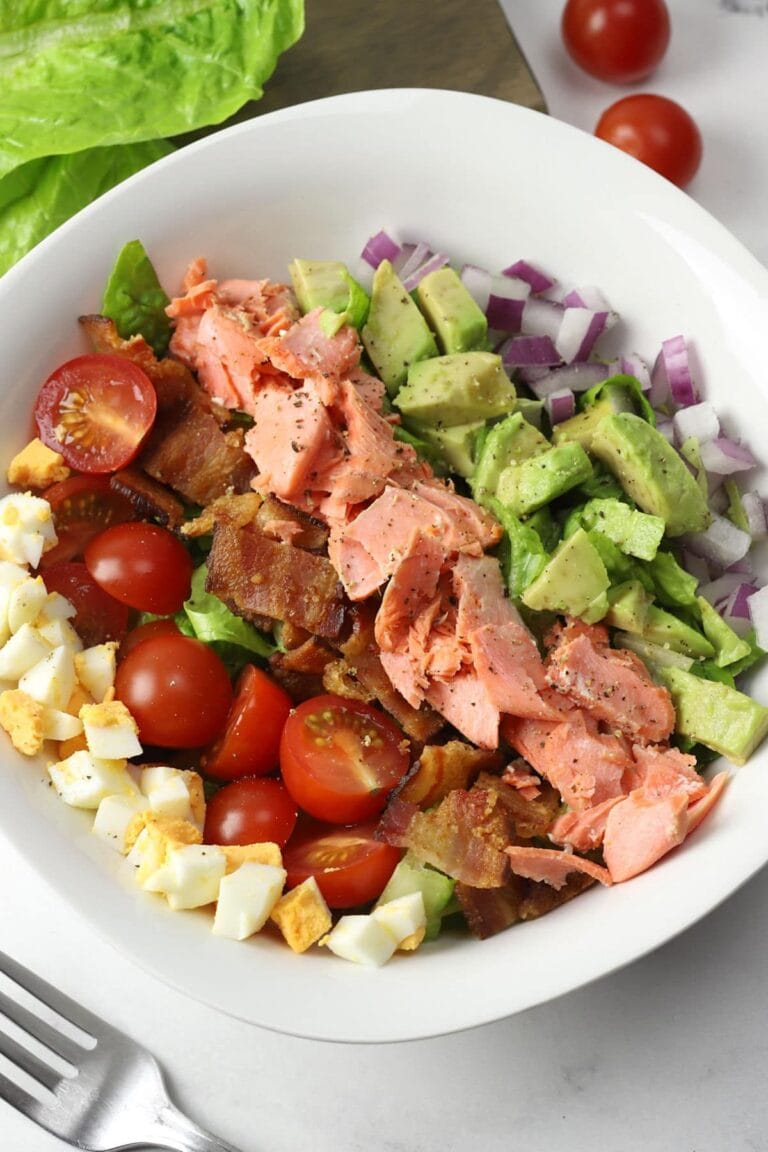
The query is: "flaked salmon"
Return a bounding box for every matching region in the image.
[505,845,612,889]
[602,789,689,883]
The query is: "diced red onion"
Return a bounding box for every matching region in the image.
[486,276,530,332]
[682,514,752,569]
[402,251,450,292]
[515,364,551,385]
[681,549,710,584]
[656,418,675,444]
[742,491,768,539]
[361,230,401,269]
[725,582,759,620]
[698,572,745,607]
[654,335,698,408]
[555,307,616,364]
[520,297,564,341]
[503,260,555,295]
[708,484,728,512]
[561,285,611,311]
[545,388,576,425]
[612,353,651,392]
[748,585,768,648]
[698,437,757,476]
[672,402,720,446]
[395,241,431,280]
[528,362,610,398]
[500,335,561,368]
[460,263,491,311]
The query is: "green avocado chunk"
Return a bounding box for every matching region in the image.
[660,666,768,765]
[522,527,609,623]
[696,596,753,668]
[409,421,485,478]
[590,413,711,536]
[361,260,438,396]
[376,853,455,941]
[396,352,516,427]
[415,266,487,354]
[580,497,665,562]
[289,258,370,329]
[642,604,715,659]
[496,442,593,519]
[470,411,550,508]
[604,580,653,633]
[614,632,694,677]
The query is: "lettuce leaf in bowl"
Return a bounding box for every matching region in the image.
[0,0,305,181]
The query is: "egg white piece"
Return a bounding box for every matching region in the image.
[0,493,57,567]
[0,623,51,680]
[323,916,398,967]
[48,751,138,810]
[145,844,226,910]
[7,576,48,634]
[37,616,82,652]
[19,644,76,710]
[74,643,117,702]
[212,863,287,941]
[371,892,426,946]
[93,793,146,853]
[41,707,83,742]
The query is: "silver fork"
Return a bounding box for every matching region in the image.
[0,950,244,1151]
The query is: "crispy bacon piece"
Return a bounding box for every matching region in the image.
[109,468,184,529]
[456,872,596,940]
[377,787,513,888]
[255,496,328,552]
[474,771,561,841]
[397,741,503,809]
[206,521,345,639]
[181,492,262,537]
[269,636,336,702]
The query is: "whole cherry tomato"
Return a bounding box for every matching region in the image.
[562,0,671,84]
[595,94,702,187]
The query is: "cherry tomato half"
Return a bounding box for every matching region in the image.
[115,633,232,748]
[85,522,193,615]
[40,475,135,569]
[595,93,702,188]
[562,0,670,84]
[283,818,401,909]
[34,354,157,474]
[202,665,293,782]
[204,778,298,848]
[118,618,181,662]
[279,694,409,825]
[42,561,129,647]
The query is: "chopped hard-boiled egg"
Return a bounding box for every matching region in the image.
[74,643,117,703]
[322,915,398,967]
[6,439,69,490]
[140,766,205,828]
[7,576,48,634]
[144,843,226,910]
[0,688,45,755]
[0,493,57,568]
[41,707,83,743]
[0,623,51,680]
[37,615,82,652]
[270,876,332,954]
[371,892,427,950]
[19,644,77,710]
[93,793,146,853]
[212,862,287,940]
[221,842,283,872]
[124,812,202,886]
[48,750,139,810]
[80,700,142,760]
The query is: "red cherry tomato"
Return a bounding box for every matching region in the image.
[283,818,401,909]
[40,475,135,569]
[42,561,129,647]
[279,694,409,825]
[34,354,157,474]
[595,94,702,188]
[562,0,670,84]
[118,618,181,661]
[85,522,192,615]
[201,665,293,782]
[114,633,232,748]
[204,778,298,848]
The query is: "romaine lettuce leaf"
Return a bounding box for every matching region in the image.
[0,141,173,276]
[182,563,275,663]
[101,239,171,356]
[0,0,305,181]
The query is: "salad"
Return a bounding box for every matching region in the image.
[1,233,767,967]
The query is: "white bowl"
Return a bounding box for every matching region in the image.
[1,89,767,1044]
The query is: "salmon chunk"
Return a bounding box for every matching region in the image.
[505,846,612,890]
[602,790,689,882]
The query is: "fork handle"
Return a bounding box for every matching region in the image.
[141,1102,245,1152]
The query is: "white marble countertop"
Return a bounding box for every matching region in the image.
[3,2,768,1149]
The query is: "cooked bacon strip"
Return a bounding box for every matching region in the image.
[473,771,560,840]
[206,521,345,639]
[255,497,328,552]
[456,871,596,940]
[377,788,513,888]
[505,846,612,890]
[397,741,503,809]
[109,468,184,529]
[269,636,335,702]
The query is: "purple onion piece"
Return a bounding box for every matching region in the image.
[395,241,431,280]
[672,402,720,446]
[360,230,402,269]
[748,585,768,648]
[561,285,611,311]
[555,308,612,364]
[502,259,555,295]
[545,388,576,425]
[660,334,698,408]
[520,297,564,341]
[460,263,491,311]
[402,251,450,292]
[682,514,752,569]
[698,437,757,476]
[499,335,561,368]
[742,491,768,539]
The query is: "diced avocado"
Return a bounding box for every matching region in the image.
[614,632,694,677]
[522,527,609,623]
[415,266,487,354]
[580,497,665,561]
[489,498,549,600]
[679,437,708,501]
[646,550,699,608]
[590,413,711,536]
[526,505,561,553]
[604,580,653,633]
[696,596,753,668]
[515,396,545,429]
[470,411,550,507]
[642,604,715,659]
[579,374,657,426]
[361,260,438,396]
[586,529,650,589]
[489,497,549,600]
[660,666,768,765]
[396,352,516,427]
[410,421,485,478]
[724,478,750,532]
[576,463,626,502]
[726,628,766,678]
[552,379,638,450]
[376,853,455,941]
[289,259,370,329]
[496,442,593,519]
